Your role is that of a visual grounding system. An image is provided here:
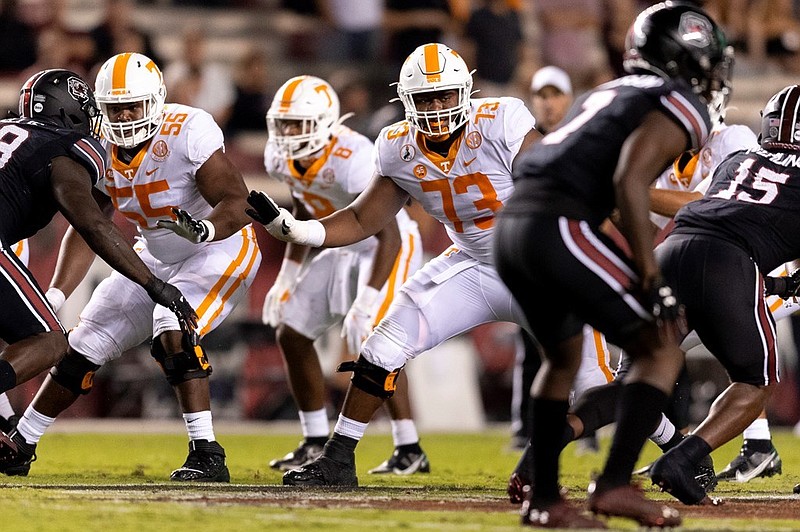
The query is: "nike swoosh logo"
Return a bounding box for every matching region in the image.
[145,168,159,176]
[281,220,291,236]
[734,454,775,482]
[464,156,477,167]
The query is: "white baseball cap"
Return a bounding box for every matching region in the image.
[530,66,572,95]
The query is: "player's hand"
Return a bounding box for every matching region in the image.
[156,207,213,243]
[645,276,687,340]
[764,269,800,299]
[246,190,281,225]
[45,287,66,312]
[341,286,380,355]
[262,260,300,327]
[144,278,198,334]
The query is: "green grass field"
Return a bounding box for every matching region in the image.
[1,424,798,531]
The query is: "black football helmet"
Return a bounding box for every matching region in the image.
[18,69,101,137]
[759,85,800,149]
[623,1,733,103]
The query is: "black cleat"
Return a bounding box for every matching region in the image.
[368,445,430,475]
[0,430,36,476]
[282,455,358,487]
[170,439,230,482]
[269,439,325,471]
[650,449,717,505]
[634,453,717,493]
[716,441,781,482]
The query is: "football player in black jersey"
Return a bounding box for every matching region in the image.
[494,2,732,528]
[647,83,800,502]
[0,69,197,465]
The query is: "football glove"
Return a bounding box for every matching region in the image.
[144,277,198,334]
[157,207,214,243]
[45,287,65,312]
[246,190,326,247]
[342,285,381,355]
[764,269,800,299]
[646,277,687,338]
[262,260,301,327]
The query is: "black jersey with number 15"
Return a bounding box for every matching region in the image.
[507,75,712,225]
[673,147,800,273]
[0,117,106,244]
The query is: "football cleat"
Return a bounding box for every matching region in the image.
[522,496,607,529]
[170,439,230,482]
[716,441,781,482]
[589,483,682,528]
[650,448,719,505]
[368,445,430,475]
[634,453,717,493]
[269,439,325,471]
[283,455,358,487]
[0,430,36,476]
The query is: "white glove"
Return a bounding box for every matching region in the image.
[45,287,65,312]
[341,285,381,355]
[156,207,215,243]
[246,191,326,247]
[262,260,301,327]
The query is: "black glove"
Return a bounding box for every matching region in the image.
[764,269,800,299]
[246,190,281,225]
[646,277,687,338]
[144,277,198,335]
[156,207,211,243]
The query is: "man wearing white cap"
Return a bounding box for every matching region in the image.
[529,66,573,135]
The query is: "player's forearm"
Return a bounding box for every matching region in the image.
[366,221,402,290]
[205,196,253,241]
[49,226,97,299]
[75,218,155,289]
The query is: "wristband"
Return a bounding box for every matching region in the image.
[200,219,215,242]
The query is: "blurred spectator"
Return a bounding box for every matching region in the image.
[225,47,271,137]
[601,0,639,77]
[19,26,89,81]
[461,0,524,98]
[163,26,235,128]
[317,0,384,63]
[87,0,162,70]
[383,0,453,70]
[534,0,615,92]
[710,0,800,73]
[0,0,37,74]
[329,71,376,138]
[529,66,573,135]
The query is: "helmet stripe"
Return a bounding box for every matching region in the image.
[423,43,441,82]
[278,76,306,112]
[112,53,132,91]
[20,69,49,118]
[779,86,800,143]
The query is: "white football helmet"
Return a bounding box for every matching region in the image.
[396,43,474,136]
[267,75,340,159]
[94,52,166,148]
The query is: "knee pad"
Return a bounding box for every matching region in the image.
[336,354,403,399]
[50,350,101,396]
[150,333,212,386]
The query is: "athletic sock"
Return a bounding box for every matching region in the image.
[183,410,215,442]
[17,408,56,445]
[598,382,669,490]
[390,418,419,447]
[530,397,569,502]
[299,408,329,439]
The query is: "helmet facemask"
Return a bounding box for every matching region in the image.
[267,75,340,159]
[95,53,166,149]
[395,43,474,137]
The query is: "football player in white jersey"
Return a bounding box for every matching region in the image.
[246,43,542,487]
[7,53,261,481]
[261,75,429,475]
